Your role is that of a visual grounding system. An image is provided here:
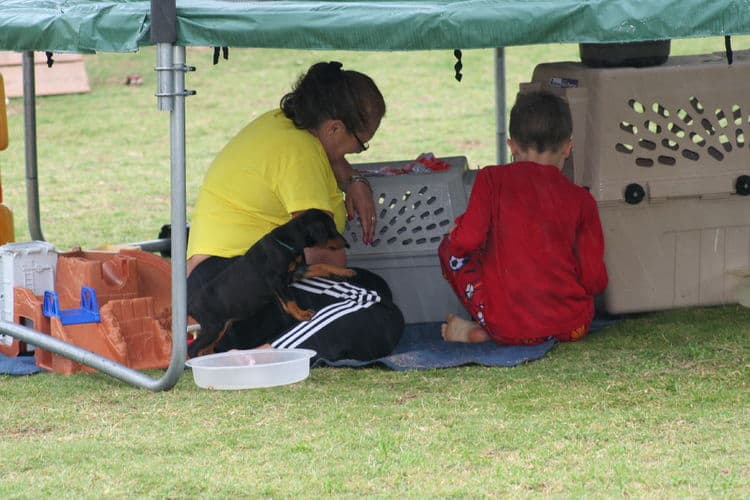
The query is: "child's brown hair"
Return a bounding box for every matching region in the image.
[509,91,572,153]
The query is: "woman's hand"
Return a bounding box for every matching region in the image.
[331,157,376,244]
[344,178,376,244]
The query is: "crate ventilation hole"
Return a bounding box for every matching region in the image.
[345,185,452,248]
[615,97,746,167]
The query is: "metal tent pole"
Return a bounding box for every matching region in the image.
[164,43,189,383]
[0,319,184,388]
[22,51,44,241]
[495,47,508,164]
[0,46,187,391]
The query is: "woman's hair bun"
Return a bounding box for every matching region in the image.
[328,61,343,71]
[319,61,343,81]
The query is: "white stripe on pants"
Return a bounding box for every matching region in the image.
[271,277,381,349]
[290,277,381,305]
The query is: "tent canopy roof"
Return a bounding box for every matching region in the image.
[1,0,749,54]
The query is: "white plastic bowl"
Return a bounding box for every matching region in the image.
[185,348,316,390]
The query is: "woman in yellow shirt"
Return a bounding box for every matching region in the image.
[187,61,404,361]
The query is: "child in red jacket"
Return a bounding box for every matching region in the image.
[439,90,608,345]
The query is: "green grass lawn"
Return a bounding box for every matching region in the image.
[1,38,749,497]
[2,306,748,497]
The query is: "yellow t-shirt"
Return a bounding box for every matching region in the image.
[187,110,346,259]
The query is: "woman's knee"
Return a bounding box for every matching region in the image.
[348,267,393,302]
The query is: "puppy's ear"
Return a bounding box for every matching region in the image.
[326,220,349,248]
[304,216,335,247]
[289,227,310,253]
[325,235,349,251]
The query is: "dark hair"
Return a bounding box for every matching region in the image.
[509,91,572,153]
[280,61,386,135]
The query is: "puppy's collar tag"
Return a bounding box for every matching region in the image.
[274,237,297,254]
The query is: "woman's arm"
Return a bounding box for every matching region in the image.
[330,157,376,244]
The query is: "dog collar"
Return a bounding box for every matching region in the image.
[274,237,298,254]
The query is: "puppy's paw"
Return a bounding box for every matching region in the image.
[283,299,316,322]
[290,307,315,322]
[187,321,232,359]
[336,267,356,278]
[299,308,315,321]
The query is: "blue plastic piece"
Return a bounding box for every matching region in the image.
[42,286,101,325]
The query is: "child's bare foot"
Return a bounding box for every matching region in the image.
[441,314,490,343]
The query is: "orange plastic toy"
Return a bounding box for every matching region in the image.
[0,73,15,245]
[10,248,174,374]
[0,73,8,151]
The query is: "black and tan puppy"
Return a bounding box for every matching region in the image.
[187,209,355,358]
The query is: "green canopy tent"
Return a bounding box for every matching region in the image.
[3,0,750,52]
[1,0,748,390]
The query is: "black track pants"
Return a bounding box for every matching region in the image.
[188,259,404,361]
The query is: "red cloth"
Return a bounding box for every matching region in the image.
[439,162,608,344]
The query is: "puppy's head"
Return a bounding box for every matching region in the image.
[294,209,349,250]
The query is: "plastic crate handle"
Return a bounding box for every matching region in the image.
[42,290,59,318]
[80,286,99,313]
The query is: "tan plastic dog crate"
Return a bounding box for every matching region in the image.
[523,52,750,313]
